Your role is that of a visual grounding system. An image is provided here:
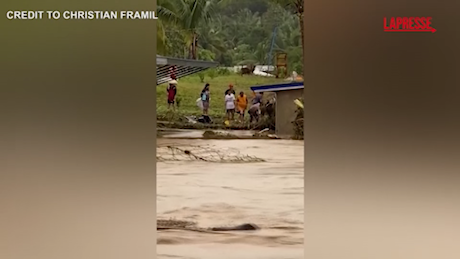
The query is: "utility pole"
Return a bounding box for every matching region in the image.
[266,26,278,67]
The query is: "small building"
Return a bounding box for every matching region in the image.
[251,81,304,137]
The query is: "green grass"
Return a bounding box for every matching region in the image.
[157,72,283,123]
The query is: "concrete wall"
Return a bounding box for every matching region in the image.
[275,89,304,137]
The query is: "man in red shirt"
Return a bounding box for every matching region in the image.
[167,80,177,110]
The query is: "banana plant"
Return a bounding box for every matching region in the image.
[294,98,303,109]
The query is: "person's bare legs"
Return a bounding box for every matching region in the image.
[204,101,210,115]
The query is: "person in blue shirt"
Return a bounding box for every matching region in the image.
[200,83,210,115]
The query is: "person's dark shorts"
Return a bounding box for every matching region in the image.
[168,99,175,104]
[227,109,235,113]
[248,107,259,116]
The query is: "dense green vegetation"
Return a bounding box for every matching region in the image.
[157,0,304,74]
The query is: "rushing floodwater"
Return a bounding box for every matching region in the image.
[157,132,304,259]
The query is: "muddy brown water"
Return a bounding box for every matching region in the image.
[157,130,304,259]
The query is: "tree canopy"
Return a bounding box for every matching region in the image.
[157,0,304,74]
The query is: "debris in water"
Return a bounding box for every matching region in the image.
[258,128,270,134]
[210,223,259,231]
[157,145,265,163]
[157,218,260,232]
[253,128,279,139]
[203,130,238,139]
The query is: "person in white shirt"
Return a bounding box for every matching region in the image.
[224,92,236,121]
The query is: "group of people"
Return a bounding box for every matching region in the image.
[221,84,263,123]
[166,80,264,123]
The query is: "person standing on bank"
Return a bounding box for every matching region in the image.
[236,91,248,122]
[166,80,177,110]
[225,84,235,96]
[225,90,236,121]
[252,91,263,105]
[201,83,210,115]
[248,91,263,123]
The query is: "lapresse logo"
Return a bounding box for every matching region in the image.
[384,17,436,33]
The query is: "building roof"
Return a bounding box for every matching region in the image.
[156,55,218,85]
[250,81,304,93]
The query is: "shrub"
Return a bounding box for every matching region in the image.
[197,72,205,82]
[207,68,217,79]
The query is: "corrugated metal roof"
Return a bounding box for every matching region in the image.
[250,81,304,92]
[156,55,218,85]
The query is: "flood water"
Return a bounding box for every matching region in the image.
[157,130,304,259]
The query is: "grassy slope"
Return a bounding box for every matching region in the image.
[157,73,284,124]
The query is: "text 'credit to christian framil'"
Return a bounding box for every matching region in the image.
[6,10,158,20]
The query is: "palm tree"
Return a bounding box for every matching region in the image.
[157,19,167,55]
[271,0,304,52]
[195,17,227,55]
[157,0,219,59]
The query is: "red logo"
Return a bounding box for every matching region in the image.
[384,17,436,33]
